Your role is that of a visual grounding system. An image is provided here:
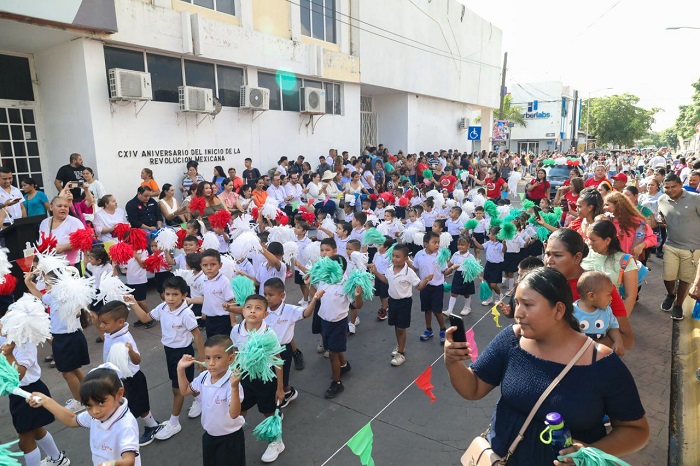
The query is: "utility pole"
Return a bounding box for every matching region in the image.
[570,89,578,151]
[498,52,508,120]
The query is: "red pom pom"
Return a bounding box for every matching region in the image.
[112,223,131,241]
[404,190,414,200]
[109,242,134,266]
[398,197,409,207]
[0,274,17,295]
[127,228,148,252]
[176,229,187,249]
[379,192,395,205]
[208,209,231,230]
[301,211,315,224]
[251,207,259,219]
[189,196,206,215]
[275,211,289,226]
[69,227,95,253]
[144,251,169,274]
[36,231,57,254]
[369,194,378,201]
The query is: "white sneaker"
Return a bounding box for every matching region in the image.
[297,299,306,305]
[391,346,399,356]
[64,399,85,414]
[348,322,356,334]
[481,297,493,306]
[323,350,329,358]
[154,421,181,440]
[188,399,202,418]
[261,440,285,463]
[460,307,472,316]
[298,299,309,306]
[391,353,406,366]
[354,316,360,326]
[41,452,70,466]
[316,343,325,353]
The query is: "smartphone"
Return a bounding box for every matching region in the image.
[449,314,467,343]
[533,205,542,220]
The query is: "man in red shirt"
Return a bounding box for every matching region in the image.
[584,165,609,188]
[440,166,457,193]
[611,172,627,192]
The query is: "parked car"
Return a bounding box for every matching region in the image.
[544,165,571,199]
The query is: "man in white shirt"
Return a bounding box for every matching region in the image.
[266,174,287,208]
[649,152,666,171]
[0,167,26,224]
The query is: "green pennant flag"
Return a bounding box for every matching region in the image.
[518,192,525,200]
[347,422,376,466]
[292,201,300,211]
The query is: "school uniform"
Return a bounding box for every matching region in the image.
[294,235,312,284]
[385,264,421,329]
[471,218,489,246]
[421,210,438,229]
[344,212,354,222]
[482,241,504,285]
[76,399,141,466]
[215,233,229,254]
[265,303,305,388]
[373,251,390,299]
[334,234,349,258]
[250,252,265,275]
[382,219,403,240]
[523,224,542,257]
[202,272,236,337]
[413,249,446,314]
[149,300,199,388]
[1,336,55,434]
[348,227,365,243]
[153,257,174,294]
[104,324,151,417]
[230,321,278,414]
[189,270,205,318]
[126,250,149,301]
[404,219,425,256]
[446,218,463,253]
[173,253,188,271]
[255,261,287,295]
[44,293,90,372]
[449,251,477,297]
[503,234,526,273]
[317,282,351,353]
[190,370,246,466]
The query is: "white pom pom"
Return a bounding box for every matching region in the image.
[106,343,134,378]
[401,226,419,244]
[460,171,469,182]
[300,241,320,267]
[1,293,51,345]
[229,230,262,261]
[282,241,299,265]
[50,268,97,333]
[462,201,475,216]
[376,222,389,234]
[350,251,368,272]
[95,272,134,303]
[0,247,11,278]
[220,254,236,280]
[413,232,425,246]
[453,189,465,202]
[35,251,69,277]
[230,214,255,240]
[316,217,336,240]
[440,232,452,249]
[497,205,511,219]
[202,231,219,251]
[426,190,444,209]
[173,268,194,286]
[155,228,178,251]
[446,199,457,209]
[268,225,296,244]
[261,199,280,220]
[458,212,470,225]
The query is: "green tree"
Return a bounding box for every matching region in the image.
[675,78,700,139]
[475,94,527,128]
[580,93,658,146]
[660,127,679,149]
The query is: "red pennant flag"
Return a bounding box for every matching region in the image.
[415,366,436,404]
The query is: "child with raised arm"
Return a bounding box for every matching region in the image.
[126,276,204,441]
[254,242,286,295]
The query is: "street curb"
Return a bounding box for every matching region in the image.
[668,319,681,465]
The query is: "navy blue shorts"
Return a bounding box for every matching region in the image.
[128,282,148,302]
[321,317,348,353]
[202,429,245,466]
[483,261,503,285]
[449,235,459,254]
[312,300,322,334]
[191,303,203,318]
[164,345,194,389]
[451,271,475,297]
[294,270,305,285]
[472,232,486,246]
[154,271,174,294]
[375,277,389,299]
[10,380,54,433]
[123,370,151,417]
[420,284,444,314]
[502,252,521,274]
[241,376,277,415]
[281,343,293,388]
[205,315,232,338]
[52,331,90,372]
[388,297,412,329]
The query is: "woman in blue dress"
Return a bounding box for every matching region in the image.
[444,267,648,465]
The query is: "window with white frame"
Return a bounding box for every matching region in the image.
[258,72,342,114]
[300,0,336,43]
[185,0,234,15]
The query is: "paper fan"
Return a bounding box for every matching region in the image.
[229,230,261,261]
[0,294,51,345]
[95,272,134,303]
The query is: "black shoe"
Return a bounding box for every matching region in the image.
[671,305,684,321]
[144,320,156,329]
[139,423,164,446]
[324,381,344,399]
[292,349,305,370]
[340,361,352,375]
[656,251,664,259]
[133,320,145,328]
[44,355,54,363]
[661,294,676,312]
[95,336,104,343]
[279,387,298,408]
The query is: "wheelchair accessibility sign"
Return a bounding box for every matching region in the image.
[467,126,482,140]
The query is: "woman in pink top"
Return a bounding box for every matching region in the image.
[603,192,657,260]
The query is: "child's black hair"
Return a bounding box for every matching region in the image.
[474,206,485,213]
[88,245,110,265]
[329,254,347,272]
[186,252,202,271]
[382,237,396,249]
[450,206,462,215]
[205,335,234,354]
[183,235,199,246]
[489,226,501,236]
[296,221,311,231]
[518,256,544,272]
[337,221,352,235]
[346,239,361,252]
[433,219,446,231]
[163,276,189,295]
[79,368,122,406]
[477,188,486,195]
[263,277,286,293]
[97,301,129,321]
[201,248,221,262]
[354,212,367,225]
[267,241,284,257]
[422,231,439,244]
[384,208,396,218]
[187,219,202,236]
[424,198,434,208]
[414,205,424,214]
[392,243,409,257]
[244,293,268,308]
[320,237,337,250]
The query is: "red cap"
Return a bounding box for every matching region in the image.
[612,173,628,183]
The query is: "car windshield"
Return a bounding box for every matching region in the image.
[547,166,571,178]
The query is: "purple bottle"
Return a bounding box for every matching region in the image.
[539,412,573,454]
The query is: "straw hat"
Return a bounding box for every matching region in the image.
[322,170,336,181]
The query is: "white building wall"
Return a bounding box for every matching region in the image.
[373,94,408,154]
[407,94,471,153]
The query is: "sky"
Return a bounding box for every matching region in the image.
[460,0,700,131]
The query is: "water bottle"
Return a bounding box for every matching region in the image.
[692,300,700,321]
[539,412,573,454]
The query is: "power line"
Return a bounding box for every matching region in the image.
[573,0,624,38]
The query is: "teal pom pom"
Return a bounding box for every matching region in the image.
[307,257,344,285]
[0,354,21,396]
[553,207,563,218]
[537,226,552,241]
[464,219,479,230]
[542,212,560,227]
[443,283,452,293]
[528,214,537,225]
[490,217,502,228]
[437,247,451,268]
[230,275,255,306]
[483,200,499,218]
[253,408,283,442]
[497,222,517,240]
[362,228,387,247]
[0,440,22,465]
[343,269,375,301]
[522,200,535,210]
[422,169,433,180]
[231,330,284,382]
[460,257,483,282]
[479,281,492,301]
[385,243,396,261]
[504,208,522,223]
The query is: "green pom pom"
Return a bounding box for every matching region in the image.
[490,217,502,228]
[362,228,386,247]
[479,281,492,300]
[522,200,535,210]
[464,219,479,230]
[307,257,344,285]
[385,243,396,260]
[483,200,499,218]
[443,283,452,293]
[542,212,560,227]
[253,409,283,442]
[504,208,522,223]
[537,226,552,241]
[460,257,483,282]
[437,247,451,268]
[343,269,375,301]
[230,275,255,306]
[422,169,433,180]
[497,222,517,241]
[528,214,537,225]
[231,330,284,382]
[0,440,22,465]
[0,354,21,397]
[553,207,563,218]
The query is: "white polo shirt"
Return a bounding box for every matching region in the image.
[348,227,365,242]
[334,234,349,258]
[190,271,205,300]
[449,250,474,268]
[264,303,305,345]
[125,251,148,285]
[202,272,235,317]
[0,185,24,220]
[174,253,187,271]
[103,323,140,375]
[149,301,197,348]
[230,321,275,350]
[76,399,141,466]
[317,282,350,322]
[255,261,287,295]
[294,235,312,273]
[189,370,245,437]
[373,250,390,275]
[446,218,463,235]
[385,263,421,300]
[235,259,255,279]
[505,235,526,254]
[0,336,40,386]
[483,240,504,263]
[412,250,445,286]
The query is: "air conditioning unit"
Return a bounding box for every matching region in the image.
[109,68,152,101]
[300,87,326,114]
[178,86,214,113]
[240,86,270,111]
[459,117,469,129]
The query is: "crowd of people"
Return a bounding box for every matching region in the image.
[0,144,699,466]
